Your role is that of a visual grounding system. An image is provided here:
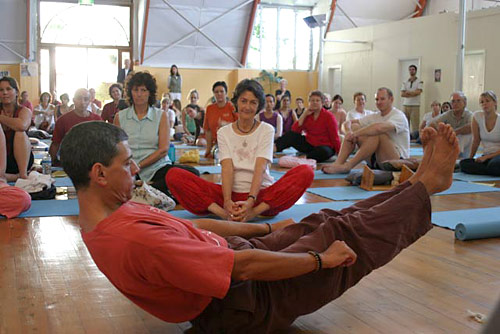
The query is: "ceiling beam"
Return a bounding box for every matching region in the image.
[140,0,151,64]
[412,0,427,17]
[324,0,337,37]
[240,0,260,66]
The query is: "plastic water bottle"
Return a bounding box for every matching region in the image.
[41,153,52,175]
[168,143,175,163]
[213,147,219,165]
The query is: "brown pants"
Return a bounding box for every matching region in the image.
[192,181,432,333]
[403,105,421,133]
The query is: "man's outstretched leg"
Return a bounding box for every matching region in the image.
[261,124,459,328]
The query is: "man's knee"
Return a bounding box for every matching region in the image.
[13,131,29,143]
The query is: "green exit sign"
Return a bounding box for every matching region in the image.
[79,0,94,5]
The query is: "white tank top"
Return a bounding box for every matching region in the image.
[473,110,500,155]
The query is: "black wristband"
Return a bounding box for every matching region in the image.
[308,251,322,272]
[248,195,256,201]
[265,223,272,234]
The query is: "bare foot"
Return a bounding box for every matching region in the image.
[409,126,437,182]
[418,123,459,195]
[322,163,351,174]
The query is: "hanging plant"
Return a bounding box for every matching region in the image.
[255,70,283,94]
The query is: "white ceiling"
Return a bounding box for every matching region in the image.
[141,0,500,68]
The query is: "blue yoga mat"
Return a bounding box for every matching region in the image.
[270,169,359,180]
[169,201,355,223]
[307,187,383,200]
[197,165,222,174]
[54,177,73,187]
[307,181,500,201]
[409,147,424,156]
[175,144,201,150]
[432,207,500,240]
[17,199,79,218]
[452,172,500,182]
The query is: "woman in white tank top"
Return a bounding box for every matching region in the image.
[459,90,500,175]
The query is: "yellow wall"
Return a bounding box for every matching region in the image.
[0,63,39,104]
[136,66,317,108]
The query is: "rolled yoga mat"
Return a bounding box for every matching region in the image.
[455,220,500,241]
[432,207,500,240]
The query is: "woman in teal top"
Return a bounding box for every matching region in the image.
[115,72,199,195]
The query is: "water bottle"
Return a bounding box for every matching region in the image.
[41,153,52,175]
[213,147,219,165]
[168,143,175,163]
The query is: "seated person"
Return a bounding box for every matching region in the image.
[167,79,314,222]
[33,91,55,132]
[0,77,33,181]
[278,95,297,134]
[428,91,472,158]
[344,92,375,124]
[49,88,102,165]
[257,94,282,140]
[60,119,459,333]
[0,123,31,218]
[274,90,341,163]
[182,104,206,146]
[323,87,409,174]
[331,94,347,134]
[160,95,176,139]
[181,89,204,138]
[55,93,71,121]
[412,100,442,141]
[19,90,33,112]
[295,96,305,118]
[204,81,237,158]
[114,72,199,196]
[101,83,124,123]
[459,90,500,176]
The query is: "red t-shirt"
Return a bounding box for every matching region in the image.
[203,102,237,143]
[101,101,119,123]
[292,108,341,152]
[52,111,102,144]
[0,185,31,218]
[81,202,234,323]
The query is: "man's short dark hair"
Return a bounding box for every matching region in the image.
[409,65,417,72]
[212,81,228,93]
[265,94,275,103]
[308,90,324,101]
[126,72,157,107]
[109,83,123,98]
[60,121,128,191]
[231,79,265,112]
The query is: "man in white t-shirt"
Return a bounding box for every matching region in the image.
[401,65,423,133]
[322,87,410,174]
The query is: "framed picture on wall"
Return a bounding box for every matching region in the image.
[0,70,10,79]
[434,69,441,82]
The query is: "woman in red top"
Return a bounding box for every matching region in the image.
[101,83,123,123]
[0,77,33,181]
[274,90,341,162]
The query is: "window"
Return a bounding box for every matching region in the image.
[40,2,130,46]
[248,5,316,71]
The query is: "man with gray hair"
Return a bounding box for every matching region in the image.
[323,87,410,174]
[428,91,472,158]
[49,88,102,165]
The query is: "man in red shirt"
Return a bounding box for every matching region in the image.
[203,81,236,158]
[60,121,458,333]
[49,88,102,165]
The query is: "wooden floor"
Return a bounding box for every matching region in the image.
[1,155,500,333]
